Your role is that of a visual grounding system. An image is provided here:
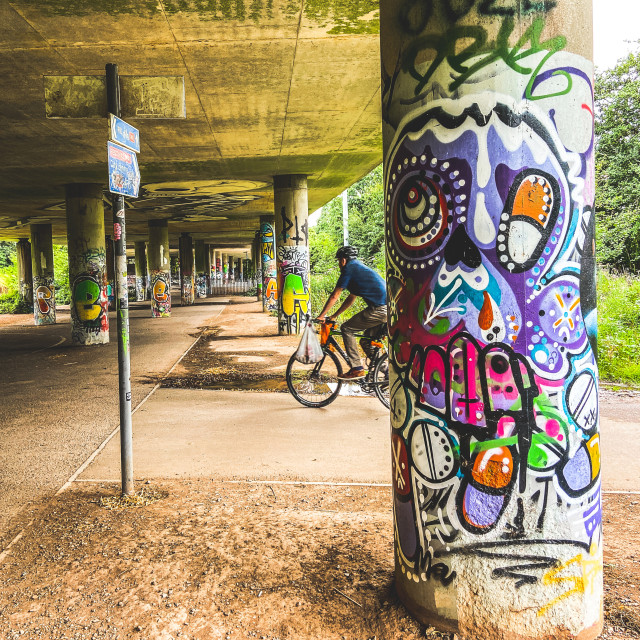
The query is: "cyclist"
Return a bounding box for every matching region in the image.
[316,246,387,380]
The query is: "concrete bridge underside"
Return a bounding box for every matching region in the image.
[0,0,382,247]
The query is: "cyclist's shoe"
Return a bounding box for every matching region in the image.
[338,367,366,381]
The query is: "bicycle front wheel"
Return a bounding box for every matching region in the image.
[372,352,390,409]
[286,349,343,408]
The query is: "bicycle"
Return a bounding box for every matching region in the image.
[285,316,390,409]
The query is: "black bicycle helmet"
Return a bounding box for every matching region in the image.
[335,245,358,261]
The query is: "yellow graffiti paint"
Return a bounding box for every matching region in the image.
[281,273,309,319]
[537,543,602,617]
[587,434,600,480]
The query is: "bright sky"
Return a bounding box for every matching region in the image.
[594,0,640,70]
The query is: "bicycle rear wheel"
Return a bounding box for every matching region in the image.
[286,349,343,408]
[371,352,390,408]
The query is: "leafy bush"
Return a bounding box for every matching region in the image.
[597,269,640,384]
[0,291,32,314]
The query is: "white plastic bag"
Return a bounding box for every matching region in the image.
[295,322,324,364]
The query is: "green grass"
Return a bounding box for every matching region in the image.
[597,269,640,384]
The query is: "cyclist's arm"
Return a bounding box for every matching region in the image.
[328,293,357,321]
[316,286,344,321]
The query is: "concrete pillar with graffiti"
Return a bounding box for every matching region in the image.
[253,231,262,301]
[194,239,207,298]
[30,224,56,325]
[134,241,147,302]
[273,176,310,334]
[66,184,109,345]
[16,238,33,306]
[148,219,171,318]
[260,215,278,313]
[179,233,195,305]
[380,1,600,637]
[204,243,212,295]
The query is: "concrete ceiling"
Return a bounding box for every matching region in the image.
[0,0,382,247]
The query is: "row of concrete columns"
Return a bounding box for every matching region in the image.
[14,174,311,344]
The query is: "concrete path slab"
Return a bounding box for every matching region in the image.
[80,389,391,483]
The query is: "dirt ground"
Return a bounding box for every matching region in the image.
[0,483,638,640]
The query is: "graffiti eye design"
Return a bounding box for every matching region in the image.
[497,169,560,273]
[398,177,447,243]
[389,173,452,262]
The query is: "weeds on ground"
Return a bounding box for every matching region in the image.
[598,269,640,385]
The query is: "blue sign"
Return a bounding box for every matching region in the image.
[109,114,140,153]
[107,141,140,198]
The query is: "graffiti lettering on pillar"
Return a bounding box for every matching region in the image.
[135,276,145,302]
[384,17,600,623]
[151,271,171,317]
[277,245,310,333]
[386,1,568,117]
[279,207,308,246]
[113,222,122,241]
[261,221,278,311]
[33,276,56,325]
[196,275,207,298]
[72,272,109,338]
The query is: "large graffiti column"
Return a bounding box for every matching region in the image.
[273,176,310,334]
[179,233,195,305]
[148,219,171,318]
[65,184,109,346]
[380,1,600,638]
[30,223,56,325]
[260,215,278,313]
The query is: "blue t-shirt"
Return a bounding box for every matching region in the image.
[336,259,387,308]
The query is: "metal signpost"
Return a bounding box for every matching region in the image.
[106,63,138,496]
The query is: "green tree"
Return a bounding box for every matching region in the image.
[595,45,640,272]
[0,241,14,268]
[309,165,386,317]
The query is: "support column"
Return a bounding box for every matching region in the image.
[195,239,207,298]
[222,253,228,281]
[238,257,244,283]
[148,220,171,317]
[253,231,262,302]
[16,238,33,306]
[260,215,277,313]
[30,224,56,325]
[105,235,115,311]
[273,175,310,334]
[134,241,147,302]
[205,244,212,295]
[179,233,194,305]
[380,3,600,638]
[66,183,109,345]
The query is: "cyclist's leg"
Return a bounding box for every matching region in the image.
[342,305,387,369]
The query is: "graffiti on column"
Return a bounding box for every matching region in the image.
[33,275,55,325]
[71,271,109,343]
[279,206,308,246]
[182,277,194,305]
[151,271,171,317]
[135,276,145,301]
[277,245,310,334]
[383,1,600,628]
[196,274,207,298]
[261,222,278,311]
[216,258,222,280]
